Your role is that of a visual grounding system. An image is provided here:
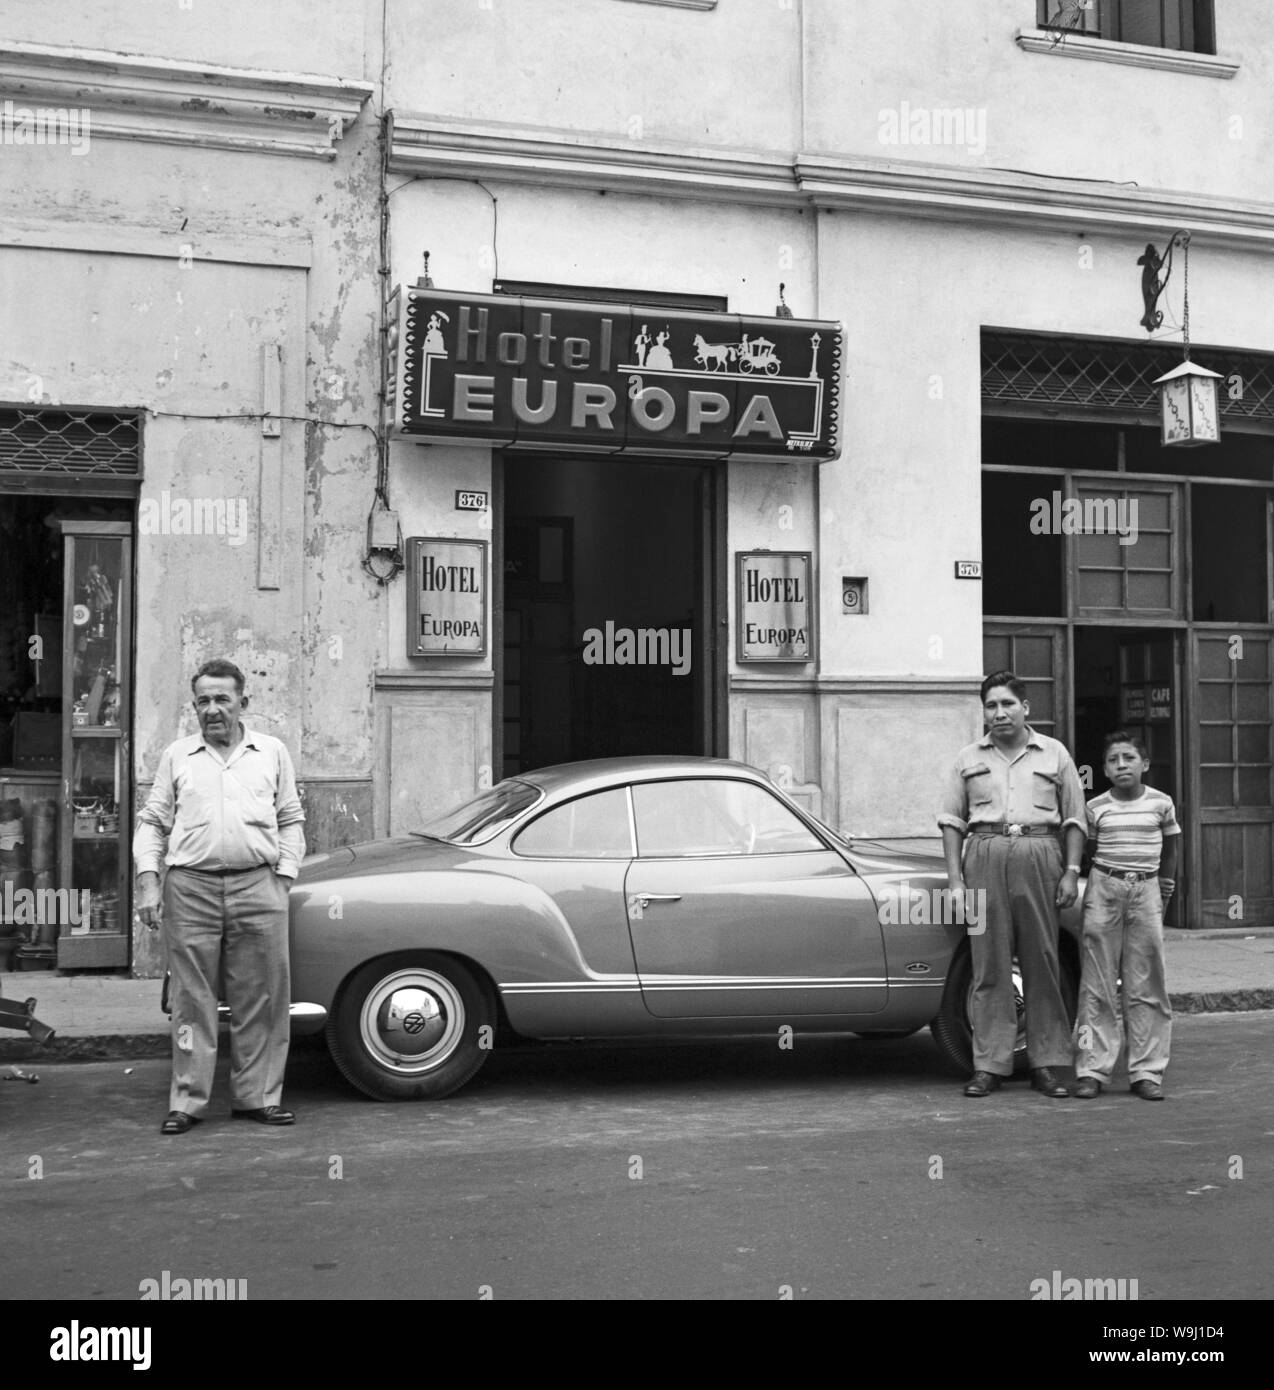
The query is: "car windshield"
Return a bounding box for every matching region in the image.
[412,780,542,845]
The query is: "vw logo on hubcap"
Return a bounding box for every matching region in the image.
[379,986,446,1056]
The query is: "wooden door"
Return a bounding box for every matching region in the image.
[1192,631,1274,928]
[982,625,1068,744]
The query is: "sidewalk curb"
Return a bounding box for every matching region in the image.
[1169,988,1274,1015]
[3,990,1271,1063]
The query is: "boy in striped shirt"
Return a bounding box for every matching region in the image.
[1073,731,1180,1101]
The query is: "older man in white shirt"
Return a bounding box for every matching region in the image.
[134,659,305,1134]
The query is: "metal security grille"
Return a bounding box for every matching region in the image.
[0,407,142,476]
[981,331,1274,428]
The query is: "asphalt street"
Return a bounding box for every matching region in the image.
[2,1014,1269,1302]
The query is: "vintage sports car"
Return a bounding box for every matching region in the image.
[289,757,1082,1101]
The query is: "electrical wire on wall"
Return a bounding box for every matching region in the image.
[364,102,404,587]
[362,0,403,586]
[363,0,502,584]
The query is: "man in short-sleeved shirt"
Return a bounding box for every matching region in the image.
[938,671,1086,1098]
[135,659,305,1134]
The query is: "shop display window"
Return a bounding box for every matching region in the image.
[0,501,132,970]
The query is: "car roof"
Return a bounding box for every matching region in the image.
[514,756,768,798]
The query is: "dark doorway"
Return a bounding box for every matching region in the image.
[1073,625,1184,925]
[500,456,710,776]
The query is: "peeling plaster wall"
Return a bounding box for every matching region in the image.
[0,25,383,972]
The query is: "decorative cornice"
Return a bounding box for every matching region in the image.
[731,676,983,694]
[390,114,797,205]
[0,42,372,159]
[375,670,494,690]
[390,113,1274,250]
[1015,27,1240,79]
[795,156,1274,250]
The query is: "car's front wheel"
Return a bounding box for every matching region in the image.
[327,953,493,1100]
[930,945,1079,1077]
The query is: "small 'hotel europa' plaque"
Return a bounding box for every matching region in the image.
[737,551,814,662]
[406,537,488,656]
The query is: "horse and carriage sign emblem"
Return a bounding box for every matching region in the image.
[691,332,781,375]
[392,288,842,461]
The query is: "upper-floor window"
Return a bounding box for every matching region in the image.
[1038,0,1215,55]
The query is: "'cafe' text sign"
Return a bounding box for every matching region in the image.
[406,538,488,657]
[737,552,815,662]
[391,288,842,461]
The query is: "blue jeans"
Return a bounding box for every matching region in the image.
[1075,870,1171,1085]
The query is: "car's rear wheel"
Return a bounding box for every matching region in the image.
[930,946,1079,1076]
[327,953,493,1100]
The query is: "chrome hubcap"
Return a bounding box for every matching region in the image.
[359,969,465,1074]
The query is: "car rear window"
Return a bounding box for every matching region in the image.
[415,780,542,844]
[513,788,634,858]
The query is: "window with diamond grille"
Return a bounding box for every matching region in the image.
[982,331,1274,429]
[1037,0,1215,53]
[0,407,142,477]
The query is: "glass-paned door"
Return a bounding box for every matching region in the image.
[58,522,132,967]
[1074,484,1180,619]
[1193,632,1273,928]
[982,625,1067,742]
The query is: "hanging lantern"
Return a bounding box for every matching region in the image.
[1139,228,1222,448]
[1154,359,1222,447]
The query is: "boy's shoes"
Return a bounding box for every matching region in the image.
[1130,1079,1164,1101]
[160,1111,201,1135]
[1030,1067,1069,1098]
[963,1071,1002,1097]
[1073,1077,1102,1099]
[231,1105,295,1125]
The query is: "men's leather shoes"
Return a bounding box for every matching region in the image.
[160,1111,202,1135]
[231,1105,295,1125]
[964,1071,1002,1097]
[1073,1076,1102,1099]
[1031,1067,1069,1098]
[1130,1079,1164,1101]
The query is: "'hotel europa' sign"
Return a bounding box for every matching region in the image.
[737,551,815,662]
[389,288,842,461]
[406,538,488,656]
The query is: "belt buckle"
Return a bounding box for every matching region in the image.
[1007,823,1023,837]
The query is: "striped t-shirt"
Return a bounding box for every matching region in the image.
[1086,787,1181,873]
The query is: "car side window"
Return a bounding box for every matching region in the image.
[512,788,634,859]
[632,779,824,858]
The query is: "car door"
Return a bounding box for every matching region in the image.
[624,776,888,1018]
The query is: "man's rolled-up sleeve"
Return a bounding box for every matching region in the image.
[1058,752,1087,837]
[936,759,969,835]
[133,748,175,876]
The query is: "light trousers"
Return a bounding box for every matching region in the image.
[1075,870,1172,1085]
[164,864,291,1116]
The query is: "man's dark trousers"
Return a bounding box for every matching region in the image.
[964,832,1072,1076]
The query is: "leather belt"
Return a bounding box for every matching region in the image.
[1092,862,1156,882]
[970,824,1057,838]
[174,863,268,876]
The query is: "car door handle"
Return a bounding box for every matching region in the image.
[633,893,682,909]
